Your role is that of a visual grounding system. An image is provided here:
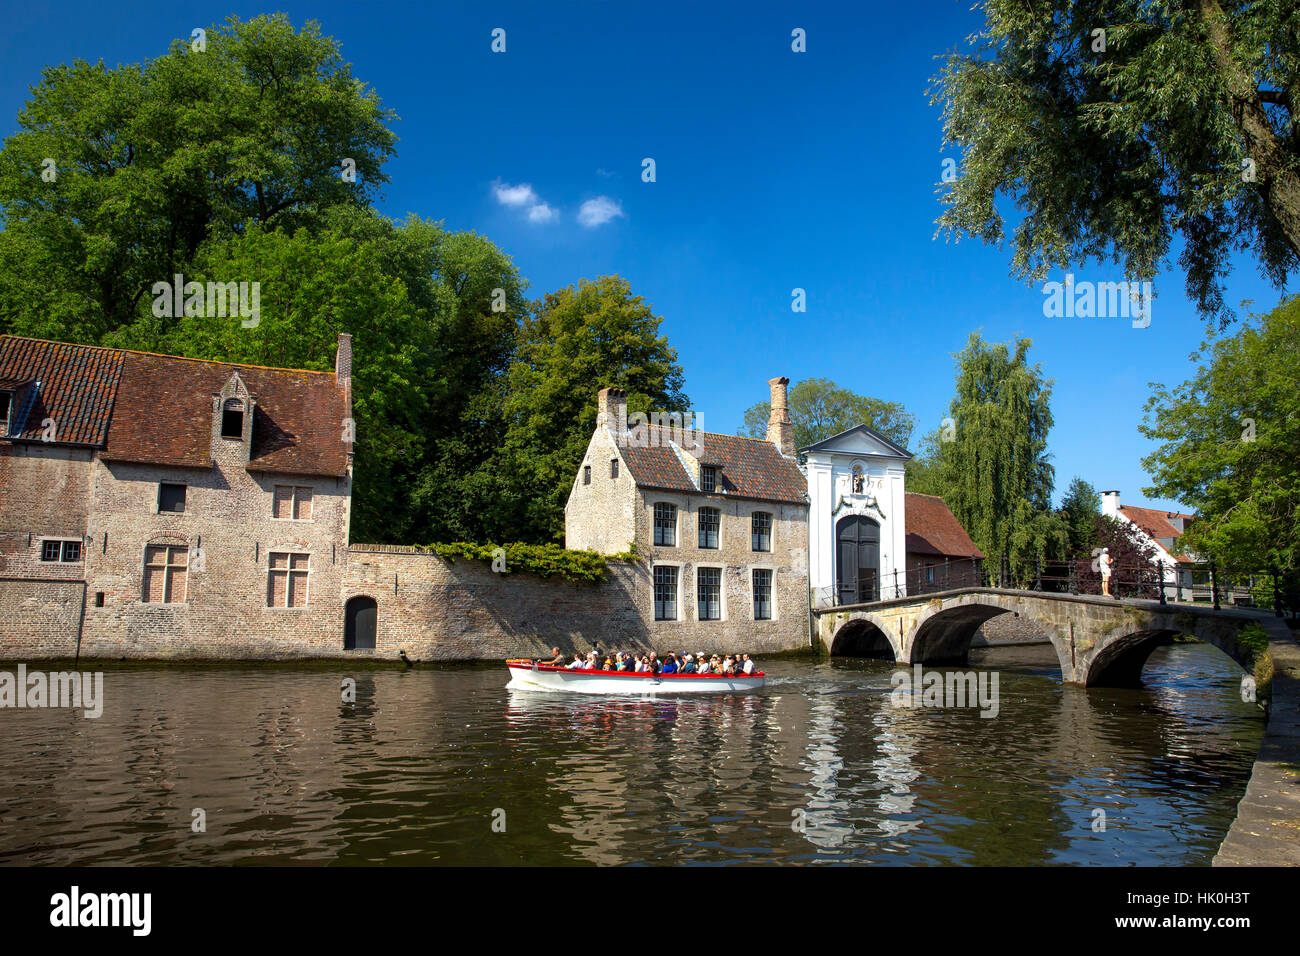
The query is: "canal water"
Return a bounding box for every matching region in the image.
[0,643,1262,866]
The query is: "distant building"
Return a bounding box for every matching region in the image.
[0,333,358,657]
[566,379,809,653]
[1100,490,1200,598]
[903,492,986,593]
[803,425,982,607]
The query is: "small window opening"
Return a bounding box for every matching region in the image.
[221,399,244,439]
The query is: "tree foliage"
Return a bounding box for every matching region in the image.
[0,14,396,340]
[932,0,1300,327]
[912,333,1066,576]
[740,377,915,451]
[1059,476,1102,554]
[1141,295,1300,572]
[498,276,690,543]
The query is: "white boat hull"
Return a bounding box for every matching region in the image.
[506,660,764,695]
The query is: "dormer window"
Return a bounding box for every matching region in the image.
[700,465,717,493]
[221,398,244,439]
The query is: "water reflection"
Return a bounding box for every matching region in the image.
[0,643,1262,866]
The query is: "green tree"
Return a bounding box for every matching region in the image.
[498,276,689,543]
[1059,476,1102,555]
[119,208,526,544]
[740,377,915,451]
[0,14,396,340]
[932,0,1299,327]
[1141,295,1300,573]
[925,333,1063,578]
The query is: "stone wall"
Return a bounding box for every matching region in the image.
[635,489,809,655]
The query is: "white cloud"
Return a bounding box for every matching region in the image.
[493,180,539,207]
[577,196,625,228]
[527,202,558,223]
[493,179,558,224]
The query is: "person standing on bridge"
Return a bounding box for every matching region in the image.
[1099,548,1113,598]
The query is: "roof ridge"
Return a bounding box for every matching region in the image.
[0,334,338,377]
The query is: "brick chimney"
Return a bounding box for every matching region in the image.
[766,377,794,457]
[596,386,626,432]
[335,332,352,387]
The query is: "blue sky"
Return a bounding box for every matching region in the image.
[1,0,1293,512]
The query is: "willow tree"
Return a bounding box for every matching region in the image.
[926,334,1066,580]
[932,0,1299,328]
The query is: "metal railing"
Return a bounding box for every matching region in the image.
[814,553,1298,619]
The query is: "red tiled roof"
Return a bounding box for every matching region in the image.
[0,335,350,477]
[1118,504,1198,563]
[904,492,985,559]
[617,426,806,503]
[0,336,124,444]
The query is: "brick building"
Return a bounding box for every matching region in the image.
[0,333,356,659]
[565,380,810,654]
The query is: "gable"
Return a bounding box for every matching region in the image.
[800,424,912,461]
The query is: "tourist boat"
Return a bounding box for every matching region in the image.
[505,659,765,694]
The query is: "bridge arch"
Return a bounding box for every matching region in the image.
[1083,621,1254,687]
[828,617,900,660]
[908,602,1015,665]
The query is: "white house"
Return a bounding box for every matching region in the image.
[1100,490,1200,599]
[804,425,912,606]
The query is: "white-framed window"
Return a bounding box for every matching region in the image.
[653,503,677,547]
[653,565,679,621]
[752,511,772,551]
[752,568,773,620]
[698,507,720,549]
[697,566,722,620]
[268,552,310,607]
[700,465,718,493]
[273,485,314,520]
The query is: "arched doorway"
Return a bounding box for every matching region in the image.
[836,514,880,604]
[344,596,378,650]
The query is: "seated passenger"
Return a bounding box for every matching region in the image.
[540,647,565,666]
[741,654,755,674]
[679,654,697,674]
[567,654,585,669]
[661,655,678,674]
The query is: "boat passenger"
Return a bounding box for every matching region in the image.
[741,654,755,675]
[647,652,661,675]
[679,654,697,674]
[661,655,678,674]
[540,647,565,666]
[567,654,585,669]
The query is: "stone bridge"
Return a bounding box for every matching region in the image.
[813,587,1282,686]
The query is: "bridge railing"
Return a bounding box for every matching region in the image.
[820,554,1298,619]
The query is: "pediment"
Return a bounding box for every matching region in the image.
[800,424,911,461]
